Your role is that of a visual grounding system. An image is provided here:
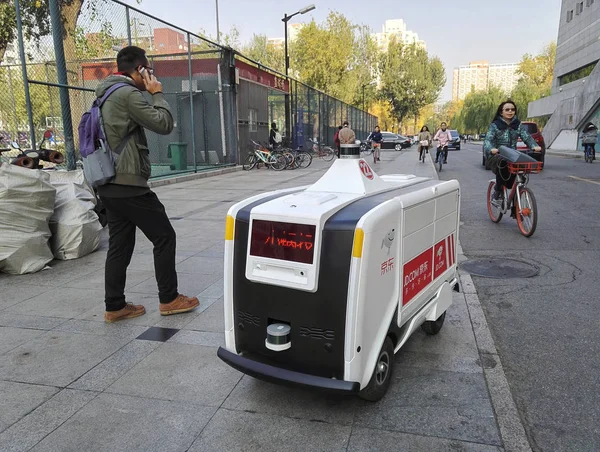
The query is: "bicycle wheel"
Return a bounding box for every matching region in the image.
[282,152,294,169]
[298,152,312,169]
[487,181,503,223]
[320,147,335,162]
[269,154,287,171]
[516,187,537,237]
[243,154,257,170]
[438,158,443,172]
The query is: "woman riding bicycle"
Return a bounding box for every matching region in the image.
[483,100,541,201]
[418,125,432,162]
[433,122,452,164]
[368,126,383,164]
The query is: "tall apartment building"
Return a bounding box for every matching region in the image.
[528,0,600,150]
[452,61,520,101]
[371,19,426,52]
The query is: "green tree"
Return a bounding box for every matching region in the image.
[0,0,143,65]
[378,37,446,129]
[290,12,380,109]
[458,86,506,134]
[0,63,53,136]
[517,41,556,90]
[73,21,121,60]
[0,0,50,64]
[241,34,284,73]
[508,42,555,126]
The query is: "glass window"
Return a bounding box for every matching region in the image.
[521,123,538,134]
[249,109,258,132]
[559,61,598,85]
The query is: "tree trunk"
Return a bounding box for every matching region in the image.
[60,0,85,151]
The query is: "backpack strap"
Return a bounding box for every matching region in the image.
[98,82,130,107]
[97,82,137,156]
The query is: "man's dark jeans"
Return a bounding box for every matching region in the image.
[101,192,178,311]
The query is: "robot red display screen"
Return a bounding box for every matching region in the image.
[250,220,316,264]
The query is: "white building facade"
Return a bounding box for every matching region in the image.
[528,0,600,150]
[452,61,520,101]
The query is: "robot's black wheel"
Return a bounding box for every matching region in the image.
[421,311,446,336]
[359,336,395,402]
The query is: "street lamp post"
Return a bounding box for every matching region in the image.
[361,81,374,137]
[215,0,221,44]
[282,4,315,145]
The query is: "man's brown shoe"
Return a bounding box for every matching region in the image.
[104,303,146,323]
[159,294,200,316]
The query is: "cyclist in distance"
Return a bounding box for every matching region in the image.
[581,122,597,160]
[418,125,432,162]
[433,122,452,164]
[483,100,541,201]
[367,125,383,164]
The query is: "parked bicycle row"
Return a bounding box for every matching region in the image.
[242,138,340,171]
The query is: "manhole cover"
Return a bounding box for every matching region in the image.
[459,258,539,279]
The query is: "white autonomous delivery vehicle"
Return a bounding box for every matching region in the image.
[217,143,461,401]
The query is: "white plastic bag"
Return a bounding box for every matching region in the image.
[48,170,102,260]
[0,164,56,274]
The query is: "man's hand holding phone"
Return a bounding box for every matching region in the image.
[140,67,162,95]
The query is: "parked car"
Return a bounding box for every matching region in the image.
[396,134,412,149]
[447,130,461,150]
[481,121,546,169]
[360,132,410,151]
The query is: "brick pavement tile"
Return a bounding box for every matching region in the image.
[0,389,97,452]
[188,408,351,452]
[0,381,58,434]
[29,393,215,452]
[106,343,242,407]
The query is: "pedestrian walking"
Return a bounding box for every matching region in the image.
[269,122,282,149]
[334,125,342,158]
[96,46,200,323]
[338,121,356,145]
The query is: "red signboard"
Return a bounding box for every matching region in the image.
[359,160,374,180]
[402,247,433,306]
[236,60,289,93]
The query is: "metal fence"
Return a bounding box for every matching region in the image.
[0,0,377,179]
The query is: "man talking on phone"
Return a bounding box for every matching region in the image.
[96,46,199,323]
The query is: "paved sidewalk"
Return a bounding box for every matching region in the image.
[545,148,582,159]
[0,148,509,452]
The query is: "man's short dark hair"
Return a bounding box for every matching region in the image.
[343,121,349,126]
[117,46,148,72]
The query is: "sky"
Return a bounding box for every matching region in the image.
[121,0,563,101]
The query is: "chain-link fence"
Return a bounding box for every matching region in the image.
[1,0,376,178]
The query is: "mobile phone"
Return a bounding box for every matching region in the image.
[138,67,146,76]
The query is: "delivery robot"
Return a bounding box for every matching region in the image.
[218,144,460,401]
